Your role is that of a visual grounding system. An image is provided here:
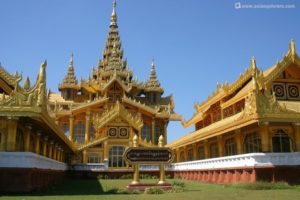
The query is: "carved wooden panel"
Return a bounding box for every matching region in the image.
[107,127,128,138]
[203,115,212,127]
[108,127,117,137]
[195,120,203,130]
[119,127,128,138]
[286,83,300,100]
[235,99,245,113]
[273,82,286,100]
[223,105,234,118]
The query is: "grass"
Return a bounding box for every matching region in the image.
[1,179,300,200]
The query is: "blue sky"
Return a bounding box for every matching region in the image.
[0,0,299,143]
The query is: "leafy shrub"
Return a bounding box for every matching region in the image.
[97,175,103,179]
[172,180,185,188]
[144,187,164,194]
[119,174,133,179]
[140,174,157,179]
[169,180,186,193]
[232,181,292,190]
[106,187,119,194]
[169,186,185,193]
[104,175,109,179]
[166,174,173,179]
[130,189,142,194]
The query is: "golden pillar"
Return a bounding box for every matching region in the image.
[259,122,270,152]
[85,112,91,143]
[43,137,48,157]
[0,131,6,151]
[176,148,180,162]
[131,134,140,185]
[183,146,187,161]
[49,141,53,159]
[192,144,197,160]
[163,121,168,145]
[103,141,108,161]
[53,144,57,160]
[293,123,300,151]
[24,124,32,152]
[83,150,88,164]
[35,131,41,154]
[151,119,155,144]
[69,116,74,141]
[158,134,166,184]
[235,129,243,154]
[57,147,61,161]
[204,140,209,159]
[217,136,224,157]
[6,117,18,151]
[60,149,64,162]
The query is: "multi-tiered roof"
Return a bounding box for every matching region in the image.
[50,0,180,121]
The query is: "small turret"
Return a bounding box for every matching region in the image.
[59,54,79,100]
[145,60,164,103]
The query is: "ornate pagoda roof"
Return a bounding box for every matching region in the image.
[59,54,78,90]
[145,60,164,93]
[183,39,300,128]
[92,0,133,84]
[0,62,21,90]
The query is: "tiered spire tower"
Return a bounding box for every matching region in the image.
[93,0,132,82]
[61,54,78,86]
[146,60,164,93]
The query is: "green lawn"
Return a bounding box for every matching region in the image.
[1,179,300,200]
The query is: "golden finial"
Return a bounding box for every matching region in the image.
[69,53,74,68]
[251,56,257,70]
[70,53,74,67]
[110,0,117,27]
[112,0,116,15]
[290,39,296,56]
[151,57,155,67]
[150,58,156,76]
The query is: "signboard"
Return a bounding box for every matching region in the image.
[123,147,174,164]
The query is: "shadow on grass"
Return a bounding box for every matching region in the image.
[8,178,113,196]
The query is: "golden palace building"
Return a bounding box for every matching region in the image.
[167,40,300,184]
[0,1,180,192]
[1,1,300,193]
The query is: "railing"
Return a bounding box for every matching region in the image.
[1,152,299,172]
[171,152,300,171]
[139,164,173,171]
[71,162,108,171]
[0,152,67,170]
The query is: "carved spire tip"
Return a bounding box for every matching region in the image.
[70,53,74,66]
[251,56,257,70]
[151,58,155,69]
[110,0,117,26]
[290,38,296,55]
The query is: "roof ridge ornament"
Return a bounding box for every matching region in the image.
[23,76,31,90]
[290,39,296,56]
[250,57,259,92]
[251,56,257,71]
